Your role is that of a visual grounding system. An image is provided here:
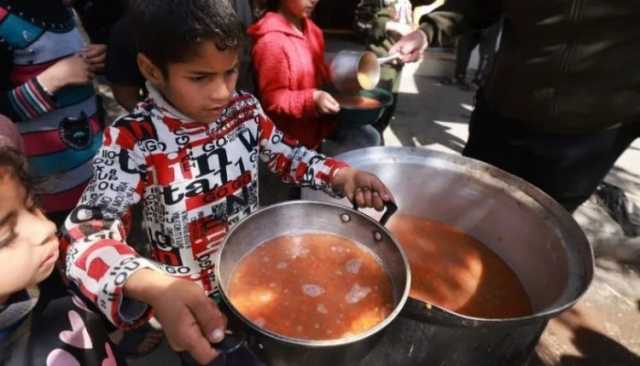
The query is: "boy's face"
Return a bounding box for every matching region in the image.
[0,172,59,301]
[147,42,240,123]
[283,0,319,18]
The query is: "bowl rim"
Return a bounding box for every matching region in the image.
[337,88,394,111]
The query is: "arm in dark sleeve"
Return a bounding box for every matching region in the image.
[419,0,503,47]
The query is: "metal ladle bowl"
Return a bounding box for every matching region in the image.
[330,50,382,94]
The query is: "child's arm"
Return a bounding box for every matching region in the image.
[256,105,394,209]
[252,36,322,121]
[0,50,93,122]
[123,269,226,364]
[61,121,158,329]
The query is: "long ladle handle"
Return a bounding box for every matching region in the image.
[352,200,398,227]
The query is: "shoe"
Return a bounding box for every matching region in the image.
[595,182,640,237]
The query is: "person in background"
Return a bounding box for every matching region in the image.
[446,20,501,91]
[62,1,394,364]
[249,0,340,151]
[72,0,128,44]
[390,0,640,214]
[353,0,415,135]
[0,117,125,366]
[105,12,146,111]
[0,0,106,226]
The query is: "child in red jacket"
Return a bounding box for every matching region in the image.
[248,0,339,150]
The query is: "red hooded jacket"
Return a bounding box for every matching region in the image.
[248,12,336,149]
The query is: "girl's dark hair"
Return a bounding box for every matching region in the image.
[129,0,245,74]
[263,0,279,11]
[0,147,35,202]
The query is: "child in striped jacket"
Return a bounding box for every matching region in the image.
[0,0,106,225]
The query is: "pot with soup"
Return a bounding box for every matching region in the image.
[303,146,594,366]
[216,201,410,366]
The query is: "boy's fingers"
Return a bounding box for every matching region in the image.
[355,189,365,208]
[363,188,373,207]
[372,179,393,202]
[372,192,385,211]
[190,295,227,344]
[185,330,219,365]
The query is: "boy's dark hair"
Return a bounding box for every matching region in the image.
[129,0,245,74]
[0,147,35,203]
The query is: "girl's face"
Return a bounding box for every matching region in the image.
[0,171,59,301]
[281,0,319,19]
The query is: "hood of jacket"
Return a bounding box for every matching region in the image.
[248,11,311,42]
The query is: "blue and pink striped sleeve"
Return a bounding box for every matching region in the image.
[3,77,57,122]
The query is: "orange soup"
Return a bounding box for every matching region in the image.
[336,95,382,109]
[387,214,532,318]
[228,233,394,340]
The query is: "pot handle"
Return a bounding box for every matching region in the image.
[352,200,398,227]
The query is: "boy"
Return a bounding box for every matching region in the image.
[62,0,394,364]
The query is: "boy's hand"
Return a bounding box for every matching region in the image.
[36,55,94,93]
[332,167,394,211]
[81,44,107,73]
[313,90,340,114]
[125,270,227,365]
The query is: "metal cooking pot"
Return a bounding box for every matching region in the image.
[303,147,594,365]
[215,201,410,366]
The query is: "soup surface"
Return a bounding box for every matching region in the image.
[228,233,394,340]
[357,72,377,90]
[386,214,532,318]
[336,95,382,109]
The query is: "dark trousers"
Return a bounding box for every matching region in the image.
[462,94,639,212]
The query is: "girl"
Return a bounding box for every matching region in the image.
[249,0,382,161]
[0,118,124,365]
[248,0,339,150]
[0,0,106,226]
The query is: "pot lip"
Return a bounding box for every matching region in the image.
[215,200,412,348]
[403,296,588,327]
[306,146,596,323]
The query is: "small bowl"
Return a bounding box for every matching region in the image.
[336,88,394,128]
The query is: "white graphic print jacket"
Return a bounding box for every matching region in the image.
[62,85,348,329]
